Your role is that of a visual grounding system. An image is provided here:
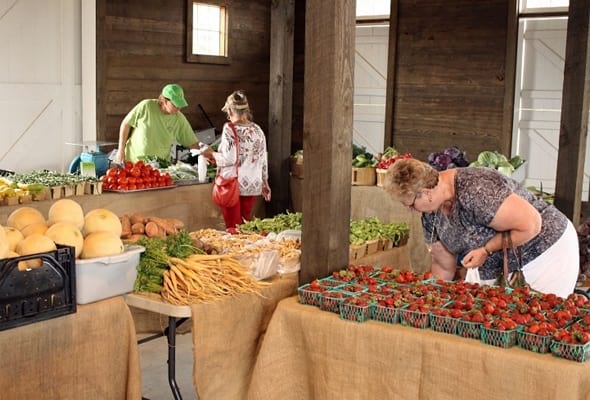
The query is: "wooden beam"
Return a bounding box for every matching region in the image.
[268,0,295,215]
[383,0,399,150]
[554,0,590,225]
[502,0,518,155]
[300,0,355,284]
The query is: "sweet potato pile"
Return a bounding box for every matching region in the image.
[119,212,185,243]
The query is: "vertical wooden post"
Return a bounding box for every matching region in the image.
[300,0,355,284]
[383,0,399,150]
[268,0,295,215]
[554,0,590,225]
[502,0,518,156]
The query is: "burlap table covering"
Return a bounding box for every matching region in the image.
[248,296,590,400]
[0,296,141,400]
[191,272,298,400]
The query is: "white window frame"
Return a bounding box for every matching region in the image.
[186,0,230,65]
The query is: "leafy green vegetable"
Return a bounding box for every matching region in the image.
[349,217,409,246]
[470,151,526,177]
[134,230,202,293]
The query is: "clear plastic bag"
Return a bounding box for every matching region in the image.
[465,267,481,284]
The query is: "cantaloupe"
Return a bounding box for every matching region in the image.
[83,208,122,237]
[81,231,124,259]
[20,221,49,237]
[47,198,85,229]
[15,233,57,268]
[45,222,84,258]
[3,226,24,251]
[6,207,45,231]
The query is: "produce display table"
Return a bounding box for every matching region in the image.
[0,183,263,232]
[248,296,590,400]
[0,296,141,400]
[290,177,431,271]
[125,272,298,400]
[351,245,410,268]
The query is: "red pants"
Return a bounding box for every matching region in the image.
[220,195,258,229]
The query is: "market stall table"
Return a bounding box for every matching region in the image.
[0,296,141,400]
[248,296,590,400]
[125,272,298,400]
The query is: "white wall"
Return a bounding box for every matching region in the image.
[0,0,91,174]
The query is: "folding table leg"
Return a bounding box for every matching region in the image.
[167,316,183,400]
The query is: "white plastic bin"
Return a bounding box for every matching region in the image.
[75,245,145,304]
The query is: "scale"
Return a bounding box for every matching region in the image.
[66,141,117,177]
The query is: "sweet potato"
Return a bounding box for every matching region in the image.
[123,234,145,244]
[147,217,177,235]
[167,218,185,230]
[144,221,161,238]
[130,212,146,225]
[120,214,132,238]
[131,222,145,234]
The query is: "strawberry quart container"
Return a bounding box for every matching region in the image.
[480,325,520,349]
[339,296,372,323]
[297,278,343,307]
[371,302,401,325]
[550,340,590,362]
[517,330,553,354]
[456,319,482,340]
[399,304,431,329]
[429,310,459,335]
[319,290,351,313]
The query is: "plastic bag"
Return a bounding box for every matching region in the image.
[465,268,481,284]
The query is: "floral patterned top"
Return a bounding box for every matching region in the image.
[213,122,269,196]
[422,167,568,280]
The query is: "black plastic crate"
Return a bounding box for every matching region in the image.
[0,245,76,331]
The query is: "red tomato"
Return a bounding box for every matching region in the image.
[153,170,161,179]
[135,178,143,186]
[106,168,118,177]
[141,165,153,176]
[135,160,145,168]
[124,161,133,170]
[117,184,128,191]
[136,183,145,190]
[117,176,128,185]
[127,176,137,184]
[117,169,127,178]
[128,184,137,190]
[130,167,141,177]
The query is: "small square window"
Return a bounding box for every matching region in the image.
[186,1,230,64]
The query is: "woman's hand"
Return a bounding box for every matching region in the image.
[262,182,271,201]
[460,247,489,269]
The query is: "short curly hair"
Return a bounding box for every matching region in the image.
[383,158,439,200]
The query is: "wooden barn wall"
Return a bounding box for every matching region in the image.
[390,0,511,161]
[96,0,271,144]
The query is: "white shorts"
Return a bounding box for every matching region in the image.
[521,220,579,298]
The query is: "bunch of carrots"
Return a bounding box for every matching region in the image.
[162,254,269,305]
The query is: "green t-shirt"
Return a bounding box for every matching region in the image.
[123,99,197,162]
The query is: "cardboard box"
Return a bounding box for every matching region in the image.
[75,245,145,304]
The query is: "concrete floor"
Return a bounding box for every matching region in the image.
[139,332,198,400]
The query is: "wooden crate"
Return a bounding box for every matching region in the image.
[376,168,388,187]
[290,157,303,179]
[351,167,376,186]
[365,239,380,255]
[349,243,367,261]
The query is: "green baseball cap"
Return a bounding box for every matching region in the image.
[162,83,188,108]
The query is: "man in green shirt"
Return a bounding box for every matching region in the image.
[116,83,199,164]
